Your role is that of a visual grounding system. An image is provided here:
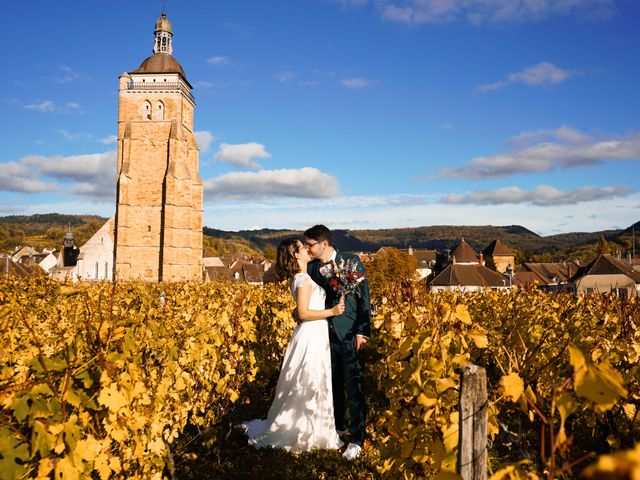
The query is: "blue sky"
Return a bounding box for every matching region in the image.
[2,0,639,235]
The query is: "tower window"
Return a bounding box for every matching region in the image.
[144,101,152,120]
[148,225,151,232]
[156,102,164,120]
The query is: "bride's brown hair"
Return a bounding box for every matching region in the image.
[275,238,302,281]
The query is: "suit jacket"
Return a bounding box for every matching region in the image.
[308,252,371,341]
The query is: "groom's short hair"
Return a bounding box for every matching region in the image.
[304,224,332,246]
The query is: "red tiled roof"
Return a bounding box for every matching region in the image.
[450,239,479,263]
[204,266,234,281]
[521,262,579,284]
[482,239,515,257]
[0,256,45,278]
[429,263,505,288]
[513,271,546,286]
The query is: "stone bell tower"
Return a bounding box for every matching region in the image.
[114,12,203,281]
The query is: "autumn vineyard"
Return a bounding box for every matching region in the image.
[1,277,639,479]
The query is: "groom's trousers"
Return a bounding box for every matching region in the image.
[329,327,366,446]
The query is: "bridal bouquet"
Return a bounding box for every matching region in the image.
[324,258,366,297]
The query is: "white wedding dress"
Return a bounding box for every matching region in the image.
[242,272,343,452]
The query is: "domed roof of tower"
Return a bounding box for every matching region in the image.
[155,12,173,34]
[132,53,187,79]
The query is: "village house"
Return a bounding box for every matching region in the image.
[482,239,515,274]
[0,254,45,279]
[516,261,581,291]
[50,219,115,282]
[569,253,640,297]
[428,239,508,292]
[204,255,271,284]
[9,245,58,274]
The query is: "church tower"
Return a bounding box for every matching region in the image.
[114,12,203,281]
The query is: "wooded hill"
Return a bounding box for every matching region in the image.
[2,214,638,263]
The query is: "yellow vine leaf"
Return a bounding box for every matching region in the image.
[94,453,111,480]
[489,461,539,480]
[468,329,488,349]
[0,428,29,480]
[97,383,127,413]
[148,437,165,455]
[54,456,80,480]
[441,422,458,453]
[500,373,524,402]
[454,304,472,325]
[35,458,54,480]
[569,345,628,410]
[417,393,437,407]
[582,443,640,479]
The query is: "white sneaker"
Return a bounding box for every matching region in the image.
[342,442,362,460]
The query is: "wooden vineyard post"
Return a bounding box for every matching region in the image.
[457,365,488,480]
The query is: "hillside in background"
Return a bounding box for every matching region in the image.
[0,214,108,252]
[2,214,638,264]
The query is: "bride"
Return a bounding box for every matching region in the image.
[242,238,345,452]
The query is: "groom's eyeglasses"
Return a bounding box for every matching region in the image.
[305,241,319,249]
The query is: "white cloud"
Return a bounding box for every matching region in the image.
[194,131,214,153]
[100,135,118,145]
[57,129,92,142]
[15,151,117,200]
[275,71,295,84]
[53,65,90,84]
[194,80,215,88]
[214,142,272,169]
[25,100,56,112]
[440,185,633,206]
[476,62,578,92]
[204,167,339,199]
[207,56,231,66]
[505,125,590,148]
[341,77,375,89]
[379,0,615,25]
[0,161,57,193]
[439,128,640,179]
[23,100,83,113]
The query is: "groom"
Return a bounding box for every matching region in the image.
[304,224,371,460]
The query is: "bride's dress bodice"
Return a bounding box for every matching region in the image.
[291,272,326,313]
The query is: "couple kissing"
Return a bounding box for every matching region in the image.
[241,224,371,460]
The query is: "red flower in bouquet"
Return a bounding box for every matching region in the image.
[323,258,365,297]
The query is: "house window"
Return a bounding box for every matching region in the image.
[586,288,594,294]
[105,262,109,279]
[613,287,628,299]
[95,262,99,280]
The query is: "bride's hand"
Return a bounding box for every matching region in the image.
[331,296,345,316]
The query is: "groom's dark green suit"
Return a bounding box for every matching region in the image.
[308,252,371,446]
